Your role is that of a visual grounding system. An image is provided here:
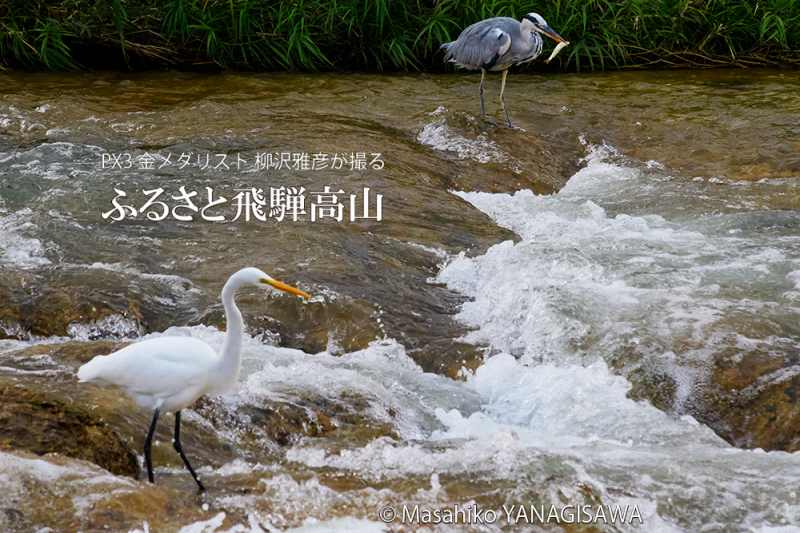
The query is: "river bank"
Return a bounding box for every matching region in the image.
[2,1,800,71]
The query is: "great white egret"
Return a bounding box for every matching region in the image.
[441,13,567,127]
[77,267,310,492]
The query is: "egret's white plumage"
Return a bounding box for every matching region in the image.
[78,336,220,411]
[77,266,310,491]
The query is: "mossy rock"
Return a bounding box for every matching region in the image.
[1,342,239,478]
[0,377,139,477]
[700,350,800,451]
[21,287,144,338]
[0,449,223,533]
[0,275,145,340]
[5,340,397,480]
[625,348,800,452]
[195,388,397,453]
[196,293,383,354]
[626,366,678,413]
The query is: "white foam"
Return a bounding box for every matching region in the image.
[436,141,799,392]
[67,314,144,341]
[0,208,52,267]
[286,518,385,532]
[143,327,480,440]
[417,108,518,169]
[416,141,800,529]
[0,451,75,483]
[788,270,800,290]
[82,262,201,295]
[177,512,226,533]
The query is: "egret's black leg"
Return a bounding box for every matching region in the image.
[144,408,160,483]
[499,69,513,128]
[173,410,206,492]
[479,68,486,117]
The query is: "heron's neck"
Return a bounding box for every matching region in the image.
[217,279,244,387]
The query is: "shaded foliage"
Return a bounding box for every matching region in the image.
[1,0,799,71]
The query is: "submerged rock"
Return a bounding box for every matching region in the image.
[627,349,800,452]
[196,390,397,453]
[196,293,384,355]
[417,107,582,194]
[0,449,221,532]
[0,278,144,341]
[0,272,29,340]
[0,265,205,341]
[702,350,800,452]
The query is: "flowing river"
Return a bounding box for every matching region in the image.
[0,70,799,531]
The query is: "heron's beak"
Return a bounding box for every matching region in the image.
[539,25,566,44]
[261,278,310,300]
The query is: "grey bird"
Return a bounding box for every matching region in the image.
[441,13,566,127]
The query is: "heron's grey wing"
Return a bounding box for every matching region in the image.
[444,22,512,70]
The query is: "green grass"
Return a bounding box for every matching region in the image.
[1,0,799,71]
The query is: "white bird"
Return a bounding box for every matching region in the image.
[441,13,567,127]
[78,267,310,492]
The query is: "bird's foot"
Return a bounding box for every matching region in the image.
[478,115,497,129]
[502,121,527,132]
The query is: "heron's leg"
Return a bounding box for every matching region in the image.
[173,410,206,492]
[499,70,512,128]
[144,408,160,483]
[479,69,486,117]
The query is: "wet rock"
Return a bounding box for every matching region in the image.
[0,449,225,532]
[10,339,129,364]
[0,445,611,533]
[418,339,486,380]
[0,376,139,477]
[0,266,204,341]
[699,350,800,452]
[0,272,28,340]
[195,389,397,453]
[626,349,800,452]
[22,287,144,339]
[626,367,678,414]
[198,293,383,354]
[257,296,382,354]
[0,273,145,340]
[4,339,398,488]
[303,391,399,449]
[420,108,583,194]
[1,341,239,479]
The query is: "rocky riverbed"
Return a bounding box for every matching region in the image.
[1,70,799,531]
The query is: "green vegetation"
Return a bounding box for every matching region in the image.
[2,0,799,71]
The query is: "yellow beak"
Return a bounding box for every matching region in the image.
[261,278,310,300]
[540,24,567,44]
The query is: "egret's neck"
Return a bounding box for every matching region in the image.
[217,278,244,388]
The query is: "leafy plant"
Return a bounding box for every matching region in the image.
[1,0,798,71]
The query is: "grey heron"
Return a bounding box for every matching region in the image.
[441,13,567,127]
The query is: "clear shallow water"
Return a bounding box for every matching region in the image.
[1,71,799,531]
